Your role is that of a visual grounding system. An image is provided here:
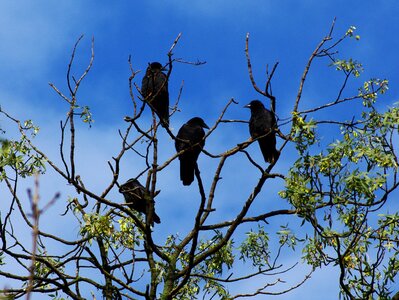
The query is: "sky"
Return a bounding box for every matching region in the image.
[1,1,399,299]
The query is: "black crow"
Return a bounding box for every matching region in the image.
[141,62,169,127]
[245,100,279,163]
[175,117,209,186]
[119,178,161,224]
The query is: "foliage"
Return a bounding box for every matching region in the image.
[281,63,399,298]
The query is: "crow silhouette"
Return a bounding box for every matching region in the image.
[245,100,279,163]
[119,178,161,224]
[175,117,209,186]
[141,62,169,127]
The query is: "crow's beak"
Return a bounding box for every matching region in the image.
[244,104,251,108]
[203,123,210,129]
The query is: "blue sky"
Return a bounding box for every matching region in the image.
[1,1,399,299]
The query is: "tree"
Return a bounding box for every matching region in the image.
[0,20,398,299]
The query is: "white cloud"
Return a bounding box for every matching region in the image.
[0,2,122,90]
[0,3,71,71]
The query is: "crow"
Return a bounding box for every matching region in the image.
[175,117,209,186]
[245,100,279,163]
[119,178,161,224]
[141,62,169,127]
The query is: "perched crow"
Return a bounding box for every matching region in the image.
[119,178,161,224]
[141,62,169,127]
[245,100,279,163]
[175,117,209,186]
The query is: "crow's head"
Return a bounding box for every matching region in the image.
[187,117,210,129]
[244,100,265,111]
[149,62,163,71]
[119,178,141,194]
